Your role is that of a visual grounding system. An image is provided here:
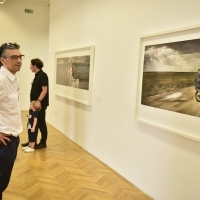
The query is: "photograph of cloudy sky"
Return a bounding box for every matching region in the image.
[141,38,200,117]
[143,38,200,72]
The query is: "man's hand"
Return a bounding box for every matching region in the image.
[35,101,41,110]
[0,133,11,145]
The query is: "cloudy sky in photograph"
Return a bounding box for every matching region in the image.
[143,38,200,72]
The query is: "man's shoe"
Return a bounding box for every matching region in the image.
[35,143,46,149]
[21,142,29,147]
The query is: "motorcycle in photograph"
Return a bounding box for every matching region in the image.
[195,87,200,102]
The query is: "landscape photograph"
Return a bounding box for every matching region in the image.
[141,38,200,117]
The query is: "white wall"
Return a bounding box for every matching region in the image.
[0,0,49,109]
[2,0,200,199]
[47,0,200,200]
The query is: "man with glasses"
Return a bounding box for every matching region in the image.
[0,42,24,200]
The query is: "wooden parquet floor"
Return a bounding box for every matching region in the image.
[4,111,153,200]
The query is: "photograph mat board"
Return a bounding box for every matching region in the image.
[55,46,95,105]
[136,25,200,142]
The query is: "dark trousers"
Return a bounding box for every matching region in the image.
[0,136,19,200]
[28,129,37,142]
[36,106,48,144]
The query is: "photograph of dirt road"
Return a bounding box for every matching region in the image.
[141,38,200,117]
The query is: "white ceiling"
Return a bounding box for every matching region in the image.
[5,0,49,4]
[6,0,49,2]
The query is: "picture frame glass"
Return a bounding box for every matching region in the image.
[56,55,90,90]
[55,46,95,105]
[137,26,200,142]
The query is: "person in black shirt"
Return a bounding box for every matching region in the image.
[21,58,49,149]
[22,101,41,152]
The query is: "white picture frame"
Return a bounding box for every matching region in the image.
[55,45,95,105]
[136,25,200,142]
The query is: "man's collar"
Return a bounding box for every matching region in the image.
[35,69,43,76]
[0,66,18,81]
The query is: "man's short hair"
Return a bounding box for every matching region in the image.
[31,58,44,69]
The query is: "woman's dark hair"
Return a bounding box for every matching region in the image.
[31,58,44,69]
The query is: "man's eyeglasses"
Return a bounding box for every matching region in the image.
[2,55,25,60]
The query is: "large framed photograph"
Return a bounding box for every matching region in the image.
[55,46,95,105]
[136,25,200,142]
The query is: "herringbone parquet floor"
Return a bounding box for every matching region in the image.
[4,111,153,200]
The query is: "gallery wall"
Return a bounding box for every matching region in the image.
[0,0,49,109]
[1,0,200,199]
[47,0,200,200]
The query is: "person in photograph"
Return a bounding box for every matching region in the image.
[195,69,200,90]
[0,42,24,200]
[21,58,49,149]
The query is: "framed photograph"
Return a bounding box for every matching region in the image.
[55,45,95,105]
[136,25,200,142]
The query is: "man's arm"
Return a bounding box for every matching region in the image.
[37,86,47,102]
[0,80,11,145]
[35,86,47,108]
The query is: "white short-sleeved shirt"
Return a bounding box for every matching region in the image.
[0,67,23,136]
